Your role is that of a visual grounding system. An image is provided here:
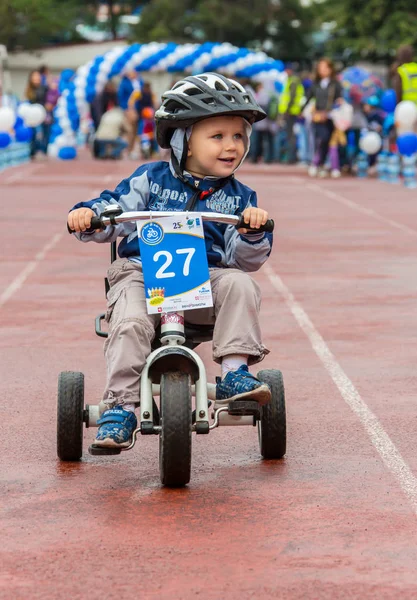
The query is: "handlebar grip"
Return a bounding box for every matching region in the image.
[90,216,103,230]
[67,215,104,234]
[236,215,274,233]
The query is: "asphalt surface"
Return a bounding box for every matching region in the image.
[2,155,417,599]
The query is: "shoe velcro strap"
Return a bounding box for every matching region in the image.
[97,411,129,426]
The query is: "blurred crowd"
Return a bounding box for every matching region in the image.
[245,58,389,178]
[18,43,417,175]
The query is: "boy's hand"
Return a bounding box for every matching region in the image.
[238,207,269,234]
[68,208,98,232]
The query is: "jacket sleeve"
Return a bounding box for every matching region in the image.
[334,80,343,101]
[301,83,315,112]
[69,166,150,244]
[222,192,273,272]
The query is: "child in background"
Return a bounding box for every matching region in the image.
[139,106,156,158]
[327,127,345,178]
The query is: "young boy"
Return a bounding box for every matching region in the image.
[68,73,273,448]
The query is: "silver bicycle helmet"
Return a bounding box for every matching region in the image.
[155,72,266,148]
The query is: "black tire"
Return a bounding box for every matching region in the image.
[257,369,286,459]
[159,371,192,487]
[57,371,84,461]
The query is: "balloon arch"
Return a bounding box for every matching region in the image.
[50,41,286,158]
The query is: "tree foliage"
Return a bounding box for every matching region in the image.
[0,0,83,51]
[132,0,313,60]
[315,0,417,60]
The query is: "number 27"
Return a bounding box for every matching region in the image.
[154,248,196,279]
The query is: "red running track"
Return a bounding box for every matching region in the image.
[1,156,417,599]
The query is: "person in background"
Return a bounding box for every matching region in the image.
[43,77,60,152]
[303,58,342,177]
[250,81,275,164]
[298,71,314,165]
[341,90,368,173]
[25,69,48,160]
[277,63,304,164]
[39,65,51,88]
[392,44,417,106]
[127,81,156,159]
[93,106,132,160]
[139,106,157,158]
[118,70,143,158]
[90,80,118,132]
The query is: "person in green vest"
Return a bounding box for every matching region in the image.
[392,45,417,105]
[278,63,305,164]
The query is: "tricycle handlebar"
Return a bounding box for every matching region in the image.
[87,209,274,234]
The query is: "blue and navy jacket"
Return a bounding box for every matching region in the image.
[71,161,273,272]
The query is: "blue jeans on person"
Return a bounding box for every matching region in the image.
[297,122,312,164]
[95,138,128,159]
[249,129,274,163]
[312,120,334,167]
[273,127,287,162]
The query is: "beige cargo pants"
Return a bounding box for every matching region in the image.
[102,258,269,406]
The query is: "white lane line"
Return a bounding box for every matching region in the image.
[307,182,417,237]
[2,164,43,184]
[264,263,417,516]
[0,232,63,308]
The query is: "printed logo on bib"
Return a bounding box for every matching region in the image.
[140,222,164,245]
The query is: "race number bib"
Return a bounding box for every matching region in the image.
[138,213,213,314]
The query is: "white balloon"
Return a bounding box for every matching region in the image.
[77,66,89,77]
[96,72,108,84]
[396,123,414,136]
[55,106,66,118]
[359,131,382,155]
[56,132,76,147]
[59,116,71,129]
[75,75,87,89]
[74,87,86,100]
[0,107,16,130]
[23,104,47,127]
[394,101,417,127]
[17,103,32,119]
[330,102,353,131]
[47,143,59,158]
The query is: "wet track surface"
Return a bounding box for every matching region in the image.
[2,156,417,598]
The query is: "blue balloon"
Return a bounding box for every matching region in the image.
[58,146,77,160]
[0,132,11,148]
[397,133,417,156]
[15,126,33,142]
[383,113,395,134]
[347,130,356,147]
[381,89,397,113]
[60,68,74,81]
[14,116,24,129]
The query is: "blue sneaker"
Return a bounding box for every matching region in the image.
[94,407,137,448]
[216,365,271,406]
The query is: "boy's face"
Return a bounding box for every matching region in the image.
[186,116,247,178]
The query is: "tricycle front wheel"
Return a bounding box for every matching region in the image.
[159,371,192,487]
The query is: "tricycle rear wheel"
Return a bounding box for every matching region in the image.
[257,369,286,459]
[159,371,192,487]
[57,371,84,461]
